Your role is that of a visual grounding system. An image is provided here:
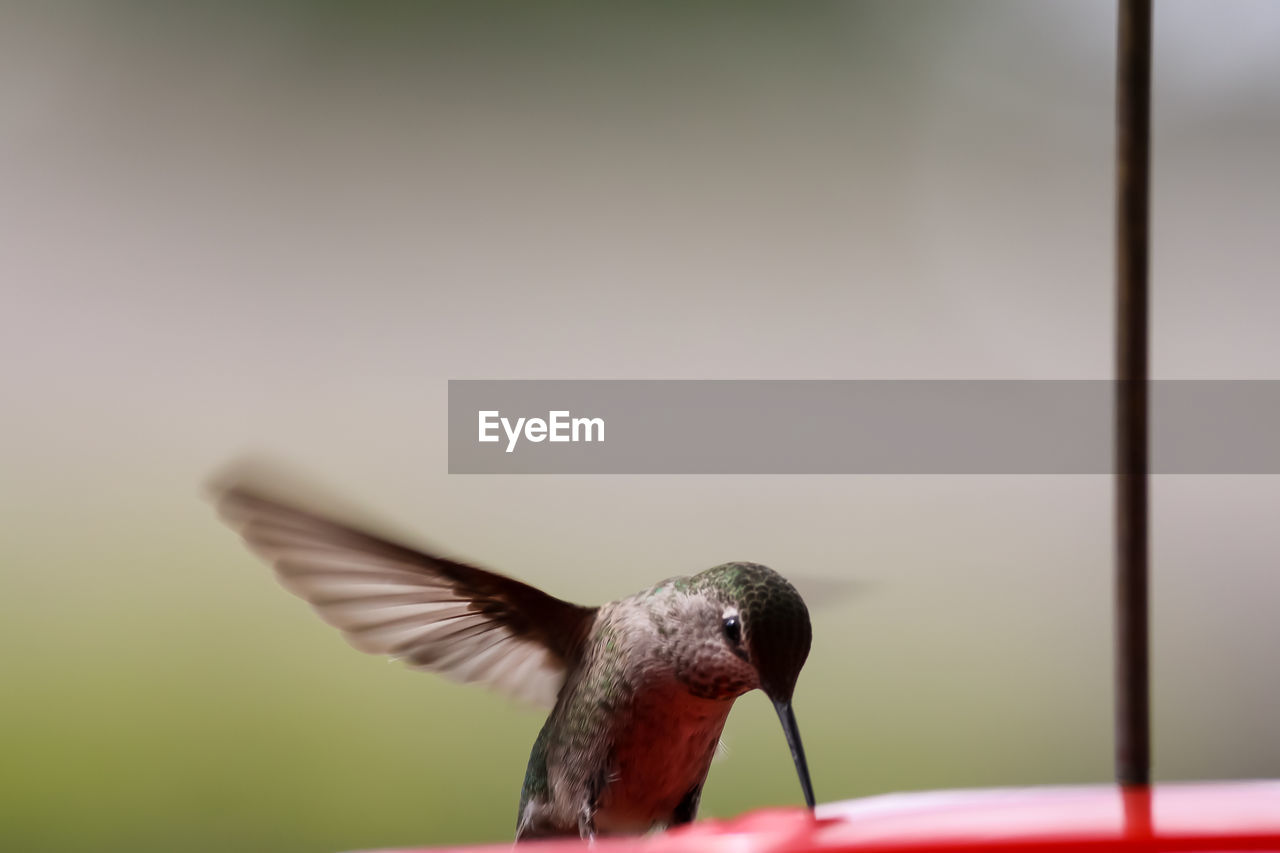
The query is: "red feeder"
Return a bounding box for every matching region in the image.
[382,782,1280,853]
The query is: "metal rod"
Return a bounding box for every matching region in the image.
[1114,0,1152,789]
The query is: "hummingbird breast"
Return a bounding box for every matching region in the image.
[525,596,743,838]
[592,678,732,834]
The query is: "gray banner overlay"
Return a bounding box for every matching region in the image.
[448,381,1280,474]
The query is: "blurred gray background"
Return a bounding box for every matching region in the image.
[2,2,1279,851]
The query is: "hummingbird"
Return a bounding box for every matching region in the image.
[213,475,816,841]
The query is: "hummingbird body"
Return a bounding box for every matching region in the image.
[519,589,742,838]
[213,474,815,842]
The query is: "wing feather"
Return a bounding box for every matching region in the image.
[213,479,597,707]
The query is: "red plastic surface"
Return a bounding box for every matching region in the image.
[379,781,1280,853]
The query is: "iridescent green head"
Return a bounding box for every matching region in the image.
[681,561,816,809]
[690,561,812,702]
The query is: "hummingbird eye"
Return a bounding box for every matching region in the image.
[722,614,742,646]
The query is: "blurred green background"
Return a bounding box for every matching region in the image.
[3,2,1280,851]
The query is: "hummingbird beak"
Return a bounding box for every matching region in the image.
[772,697,816,810]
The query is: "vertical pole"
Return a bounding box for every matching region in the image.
[1115,0,1152,789]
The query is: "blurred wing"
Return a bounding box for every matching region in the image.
[214,483,597,708]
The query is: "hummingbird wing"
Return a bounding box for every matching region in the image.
[214,482,597,708]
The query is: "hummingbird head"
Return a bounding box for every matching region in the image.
[658,561,816,809]
[709,562,811,698]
